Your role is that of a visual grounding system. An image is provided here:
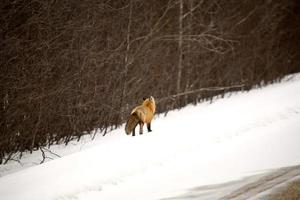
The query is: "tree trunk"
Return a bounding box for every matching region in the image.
[184,0,193,105]
[177,0,184,106]
[118,0,133,124]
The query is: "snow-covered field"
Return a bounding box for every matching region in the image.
[1,73,300,200]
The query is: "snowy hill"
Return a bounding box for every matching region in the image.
[0,74,300,200]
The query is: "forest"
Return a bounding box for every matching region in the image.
[0,0,299,164]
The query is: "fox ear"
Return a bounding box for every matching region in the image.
[143,97,147,101]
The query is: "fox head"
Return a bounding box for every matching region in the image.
[142,96,156,113]
[143,96,155,102]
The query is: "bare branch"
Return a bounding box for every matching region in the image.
[158,84,247,103]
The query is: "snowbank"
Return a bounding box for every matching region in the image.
[0,73,300,200]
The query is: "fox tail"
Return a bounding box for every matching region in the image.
[125,112,139,135]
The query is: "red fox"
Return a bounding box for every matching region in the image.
[125,96,156,136]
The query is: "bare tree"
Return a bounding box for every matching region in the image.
[0,0,299,163]
[176,0,184,98]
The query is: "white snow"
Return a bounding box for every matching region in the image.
[1,73,300,200]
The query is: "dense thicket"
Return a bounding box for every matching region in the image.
[1,0,299,163]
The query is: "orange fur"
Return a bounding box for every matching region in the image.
[125,96,156,136]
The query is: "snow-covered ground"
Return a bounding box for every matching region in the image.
[1,73,300,200]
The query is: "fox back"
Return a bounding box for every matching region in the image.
[125,96,156,135]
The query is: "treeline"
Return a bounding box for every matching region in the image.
[0,0,299,163]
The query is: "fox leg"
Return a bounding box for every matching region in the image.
[139,122,144,135]
[132,126,135,136]
[147,123,152,132]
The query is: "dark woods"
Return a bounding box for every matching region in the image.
[0,0,299,163]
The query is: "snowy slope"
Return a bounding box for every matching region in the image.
[0,74,300,200]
